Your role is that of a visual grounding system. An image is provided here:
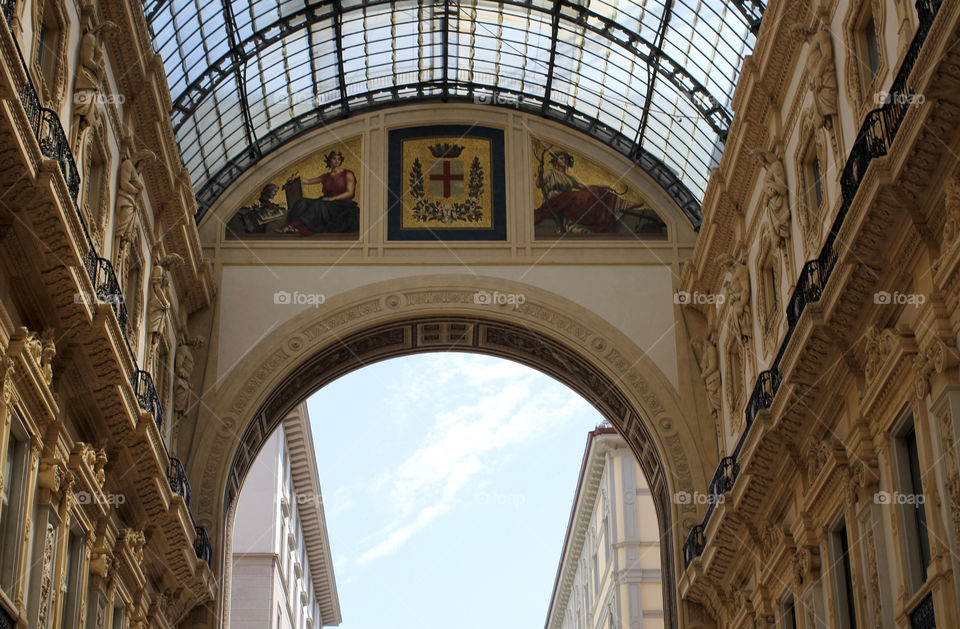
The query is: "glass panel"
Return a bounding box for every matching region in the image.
[144,0,764,216]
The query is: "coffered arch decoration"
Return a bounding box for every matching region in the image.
[188,276,712,629]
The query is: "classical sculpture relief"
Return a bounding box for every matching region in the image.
[72,6,116,138]
[691,335,722,419]
[758,151,791,244]
[173,337,204,420]
[792,18,838,126]
[147,246,183,370]
[721,255,752,342]
[114,139,156,266]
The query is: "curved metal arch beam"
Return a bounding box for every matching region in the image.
[192,82,703,228]
[168,0,734,138]
[731,0,764,34]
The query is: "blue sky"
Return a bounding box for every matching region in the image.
[305,352,604,629]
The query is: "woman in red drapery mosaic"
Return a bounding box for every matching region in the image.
[534,149,648,234]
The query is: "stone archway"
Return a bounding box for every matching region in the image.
[188,276,711,628]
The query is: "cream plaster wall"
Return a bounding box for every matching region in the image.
[215,264,681,389]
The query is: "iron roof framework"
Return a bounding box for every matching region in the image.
[143,0,763,225]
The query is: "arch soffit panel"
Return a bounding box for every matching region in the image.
[189,276,706,532]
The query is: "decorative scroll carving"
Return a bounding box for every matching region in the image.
[37,522,56,629]
[793,546,821,587]
[863,325,899,382]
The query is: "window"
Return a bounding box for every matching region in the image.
[112,604,126,629]
[896,423,931,588]
[60,530,85,629]
[37,11,58,90]
[831,522,858,629]
[83,142,108,247]
[780,596,797,629]
[864,13,881,77]
[0,412,30,594]
[812,155,824,209]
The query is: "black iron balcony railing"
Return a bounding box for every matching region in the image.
[682,525,705,567]
[167,457,191,506]
[194,526,212,563]
[684,0,944,567]
[1,0,14,28]
[131,369,163,432]
[742,369,781,439]
[909,592,935,629]
[0,4,214,568]
[92,256,128,330]
[37,109,80,204]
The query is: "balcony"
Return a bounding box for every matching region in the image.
[131,370,164,432]
[194,527,212,563]
[0,0,213,575]
[167,457,191,507]
[682,0,946,567]
[909,592,935,629]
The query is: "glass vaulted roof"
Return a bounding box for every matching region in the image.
[143,0,764,225]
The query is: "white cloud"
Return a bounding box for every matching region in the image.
[355,355,589,564]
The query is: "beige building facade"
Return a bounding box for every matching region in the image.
[546,424,664,629]
[229,402,339,629]
[0,0,958,627]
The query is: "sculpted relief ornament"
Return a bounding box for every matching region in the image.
[721,255,753,343]
[691,335,722,419]
[72,5,116,141]
[792,17,838,127]
[114,137,156,267]
[758,151,791,245]
[146,245,184,368]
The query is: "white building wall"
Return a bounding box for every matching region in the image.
[232,424,329,629]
